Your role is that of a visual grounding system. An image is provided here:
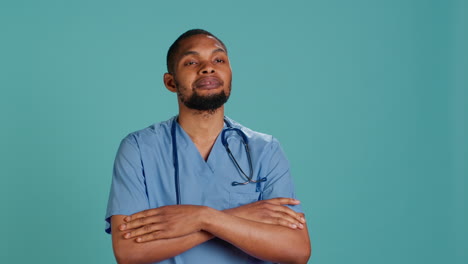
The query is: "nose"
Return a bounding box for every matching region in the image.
[199,62,215,75]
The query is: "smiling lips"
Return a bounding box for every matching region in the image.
[194,77,223,90]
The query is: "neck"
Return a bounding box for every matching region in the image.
[177,105,225,142]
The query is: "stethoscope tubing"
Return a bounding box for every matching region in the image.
[171,116,266,205]
[171,118,181,205]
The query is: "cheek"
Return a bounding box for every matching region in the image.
[220,67,232,81]
[175,73,195,87]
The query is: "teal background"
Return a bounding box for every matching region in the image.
[1,0,466,263]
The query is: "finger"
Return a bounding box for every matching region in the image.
[277,212,305,229]
[276,217,304,230]
[135,228,184,242]
[264,203,305,224]
[123,223,162,239]
[120,215,162,231]
[124,208,162,223]
[266,197,301,206]
[265,211,304,229]
[135,230,164,243]
[298,213,306,223]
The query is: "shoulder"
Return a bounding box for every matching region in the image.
[120,116,175,147]
[224,116,281,151]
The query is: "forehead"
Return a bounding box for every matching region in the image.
[177,34,226,56]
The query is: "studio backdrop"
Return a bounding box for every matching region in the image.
[1,0,466,263]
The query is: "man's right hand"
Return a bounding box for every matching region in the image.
[224,198,305,230]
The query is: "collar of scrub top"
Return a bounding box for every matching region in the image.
[171,116,267,205]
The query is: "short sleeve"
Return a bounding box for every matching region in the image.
[104,135,150,234]
[261,138,303,213]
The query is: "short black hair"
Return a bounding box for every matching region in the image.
[166,29,227,74]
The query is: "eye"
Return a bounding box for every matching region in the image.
[184,61,197,66]
[214,58,225,64]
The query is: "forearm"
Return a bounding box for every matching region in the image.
[114,200,310,264]
[112,215,213,264]
[112,207,266,264]
[203,208,311,264]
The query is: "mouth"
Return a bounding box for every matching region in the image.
[193,77,223,90]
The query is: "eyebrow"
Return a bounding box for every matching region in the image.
[180,48,226,58]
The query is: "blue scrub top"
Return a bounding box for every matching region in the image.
[105,116,302,264]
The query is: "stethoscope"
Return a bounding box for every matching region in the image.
[171,117,267,204]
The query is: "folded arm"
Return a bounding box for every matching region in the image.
[202,207,310,264]
[112,198,310,264]
[111,215,213,264]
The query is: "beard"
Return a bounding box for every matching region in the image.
[176,81,231,112]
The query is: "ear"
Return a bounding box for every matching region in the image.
[164,73,177,93]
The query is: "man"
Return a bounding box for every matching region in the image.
[105,29,311,264]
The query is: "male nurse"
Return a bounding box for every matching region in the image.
[105,29,311,264]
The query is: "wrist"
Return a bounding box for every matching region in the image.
[223,207,244,218]
[200,206,219,231]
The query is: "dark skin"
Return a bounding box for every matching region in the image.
[111,34,311,264]
[112,198,308,264]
